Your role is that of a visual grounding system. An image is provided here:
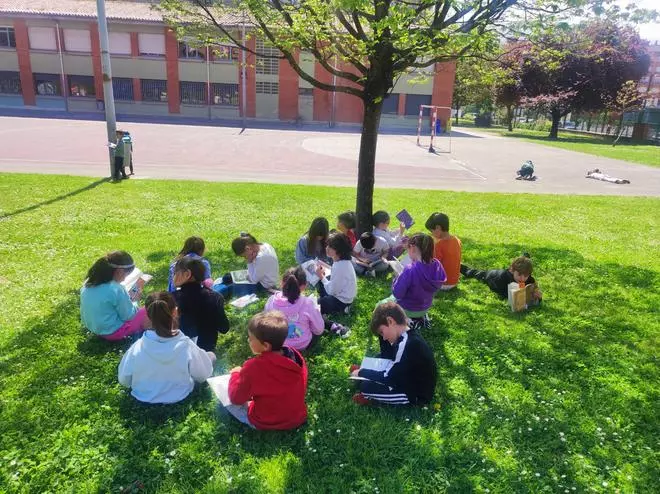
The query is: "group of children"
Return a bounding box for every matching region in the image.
[80,209,542,430]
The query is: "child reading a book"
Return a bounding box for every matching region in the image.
[389,233,446,330]
[225,311,308,430]
[173,257,229,351]
[295,217,332,265]
[372,210,407,258]
[315,232,356,337]
[80,251,149,341]
[350,302,437,406]
[353,232,390,277]
[168,236,213,292]
[336,211,357,247]
[461,255,542,302]
[264,267,325,351]
[118,292,215,404]
[425,212,462,290]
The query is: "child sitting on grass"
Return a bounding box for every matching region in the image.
[372,210,407,258]
[80,250,148,341]
[168,236,213,292]
[226,311,308,430]
[389,233,446,330]
[352,231,390,277]
[264,267,325,351]
[315,232,356,337]
[350,302,437,406]
[425,212,462,291]
[118,292,215,404]
[336,211,357,247]
[461,255,542,301]
[173,257,229,352]
[295,217,332,265]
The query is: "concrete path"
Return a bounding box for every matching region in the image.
[0,116,658,196]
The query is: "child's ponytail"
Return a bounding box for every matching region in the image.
[145,291,177,336]
[177,236,206,259]
[85,250,134,287]
[281,266,306,304]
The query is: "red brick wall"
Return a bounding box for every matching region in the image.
[245,36,256,118]
[313,60,333,122]
[164,27,180,114]
[432,61,456,126]
[13,19,35,105]
[130,33,141,101]
[89,22,104,99]
[278,51,299,120]
[397,93,406,116]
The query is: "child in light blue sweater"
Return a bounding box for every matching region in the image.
[80,251,148,340]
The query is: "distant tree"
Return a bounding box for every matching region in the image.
[452,52,497,125]
[493,44,526,131]
[608,80,644,146]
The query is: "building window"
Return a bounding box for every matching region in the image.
[141,79,168,102]
[0,71,21,94]
[211,44,239,62]
[63,29,91,53]
[138,33,165,57]
[109,32,131,56]
[256,81,279,94]
[28,27,57,51]
[68,75,95,97]
[34,73,61,96]
[0,27,16,48]
[212,83,238,105]
[179,42,205,60]
[255,40,279,75]
[180,81,207,105]
[113,78,134,101]
[382,93,399,115]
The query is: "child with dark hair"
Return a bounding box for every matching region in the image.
[173,257,229,351]
[264,267,325,351]
[168,236,213,292]
[353,231,390,277]
[425,212,461,290]
[389,233,446,330]
[80,251,148,340]
[336,211,357,247]
[350,302,437,406]
[372,210,407,258]
[314,233,356,336]
[118,291,215,404]
[295,217,331,265]
[224,311,308,430]
[461,255,542,301]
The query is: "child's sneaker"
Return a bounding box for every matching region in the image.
[330,323,351,338]
[409,318,424,331]
[366,269,376,278]
[349,364,360,374]
[352,392,371,406]
[423,313,432,329]
[343,305,352,315]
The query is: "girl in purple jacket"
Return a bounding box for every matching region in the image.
[390,233,446,329]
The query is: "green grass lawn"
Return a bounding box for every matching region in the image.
[454,126,660,168]
[1,174,658,493]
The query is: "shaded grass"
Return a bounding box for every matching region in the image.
[456,127,660,167]
[0,174,658,493]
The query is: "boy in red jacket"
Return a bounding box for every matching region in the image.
[227,311,308,430]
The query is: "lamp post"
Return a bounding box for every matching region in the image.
[96,0,117,177]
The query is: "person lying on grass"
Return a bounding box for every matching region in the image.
[172,257,229,352]
[226,311,308,430]
[350,302,437,406]
[118,291,215,404]
[80,250,148,341]
[460,255,542,302]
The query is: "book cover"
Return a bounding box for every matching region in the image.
[207,374,232,406]
[230,270,250,284]
[349,357,393,381]
[396,209,415,230]
[301,259,331,287]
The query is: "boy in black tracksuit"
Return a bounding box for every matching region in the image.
[460,255,542,301]
[350,302,437,406]
[173,257,229,351]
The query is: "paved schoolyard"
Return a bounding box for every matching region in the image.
[0,116,658,196]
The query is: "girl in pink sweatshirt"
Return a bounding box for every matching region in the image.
[264,267,325,351]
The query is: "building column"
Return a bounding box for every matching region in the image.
[397,93,406,116]
[129,32,142,102]
[278,50,299,120]
[164,27,180,114]
[89,22,104,99]
[313,61,332,122]
[245,36,256,118]
[13,19,35,106]
[431,61,456,126]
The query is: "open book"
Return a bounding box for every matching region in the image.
[207,374,232,406]
[301,259,331,287]
[396,209,415,230]
[230,270,251,284]
[354,257,387,269]
[230,293,259,309]
[388,254,412,276]
[349,357,392,381]
[120,268,152,301]
[508,282,535,312]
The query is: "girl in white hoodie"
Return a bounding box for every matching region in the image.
[118,292,215,404]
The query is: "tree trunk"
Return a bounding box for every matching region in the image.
[455,110,459,125]
[549,109,561,139]
[506,105,513,132]
[355,99,383,236]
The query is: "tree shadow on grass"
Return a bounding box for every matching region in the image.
[1,243,657,491]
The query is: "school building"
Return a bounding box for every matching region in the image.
[0,0,455,127]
